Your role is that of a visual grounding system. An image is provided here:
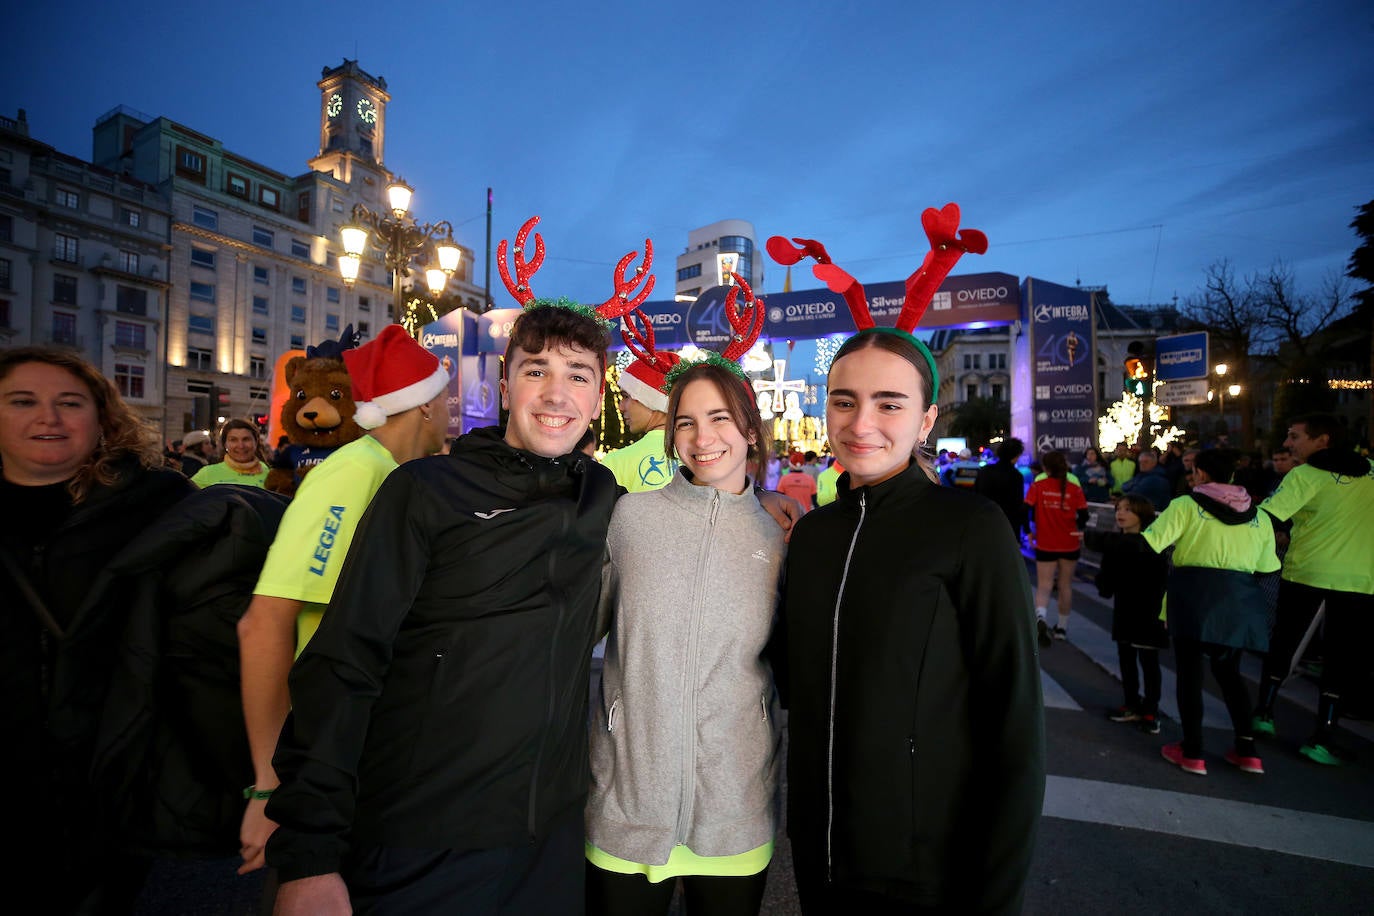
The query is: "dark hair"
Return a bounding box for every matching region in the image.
[1083,446,1101,464]
[1192,448,1237,484]
[219,418,261,449]
[0,345,162,502]
[1041,449,1069,499]
[1288,413,1346,450]
[575,427,597,453]
[663,362,764,469]
[996,437,1025,463]
[503,306,610,379]
[1271,446,1291,457]
[828,332,937,481]
[1116,493,1156,529]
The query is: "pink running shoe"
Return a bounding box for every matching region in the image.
[1224,748,1265,774]
[1161,742,1207,775]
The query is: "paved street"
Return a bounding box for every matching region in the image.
[134,562,1374,915]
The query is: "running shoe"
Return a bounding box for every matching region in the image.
[1052,626,1068,641]
[1139,713,1161,735]
[1161,742,1207,775]
[1037,619,1052,649]
[1107,706,1142,723]
[1224,748,1264,774]
[1299,743,1343,766]
[1250,715,1276,737]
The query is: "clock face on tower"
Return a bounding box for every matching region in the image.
[327,93,343,118]
[357,97,377,125]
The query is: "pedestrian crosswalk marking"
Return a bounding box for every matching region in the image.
[1043,774,1374,869]
[1041,670,1081,711]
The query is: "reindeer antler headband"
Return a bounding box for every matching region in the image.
[498,215,655,329]
[662,272,765,392]
[766,203,987,400]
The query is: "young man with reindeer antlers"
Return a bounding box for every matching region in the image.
[262,218,800,916]
[767,205,1045,915]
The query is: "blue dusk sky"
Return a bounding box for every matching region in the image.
[6,0,1372,310]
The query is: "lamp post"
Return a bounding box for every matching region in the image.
[1214,363,1229,416]
[338,178,463,339]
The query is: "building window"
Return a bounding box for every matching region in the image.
[677,264,702,282]
[177,147,205,175]
[249,356,267,379]
[259,187,279,210]
[187,347,213,370]
[289,333,304,350]
[190,247,216,269]
[53,274,78,304]
[297,192,311,223]
[192,205,218,230]
[54,233,79,263]
[325,313,339,332]
[358,295,370,312]
[356,320,370,338]
[291,305,306,323]
[251,326,267,345]
[331,195,345,213]
[252,295,269,315]
[116,285,148,315]
[114,320,147,349]
[291,276,306,295]
[253,265,270,284]
[188,314,215,335]
[121,207,141,227]
[114,363,146,399]
[0,257,9,290]
[189,281,215,302]
[0,214,11,242]
[0,299,9,328]
[118,250,139,274]
[186,378,213,395]
[718,236,754,257]
[227,174,249,198]
[966,384,977,402]
[991,383,1004,402]
[990,353,1006,370]
[252,226,274,248]
[326,286,340,304]
[56,187,80,209]
[291,238,310,260]
[52,311,77,344]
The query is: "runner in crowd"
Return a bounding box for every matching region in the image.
[1026,449,1088,646]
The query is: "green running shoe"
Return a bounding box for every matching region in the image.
[1250,715,1276,737]
[1299,743,1342,766]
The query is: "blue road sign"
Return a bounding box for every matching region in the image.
[1154,331,1209,381]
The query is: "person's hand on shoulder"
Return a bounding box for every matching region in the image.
[757,489,804,542]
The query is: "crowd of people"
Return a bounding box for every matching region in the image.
[5,202,1367,916]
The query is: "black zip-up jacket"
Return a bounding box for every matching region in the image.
[777,463,1045,915]
[266,427,620,881]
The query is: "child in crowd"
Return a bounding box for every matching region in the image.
[1096,494,1170,734]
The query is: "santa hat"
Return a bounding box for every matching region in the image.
[619,356,673,412]
[789,450,805,468]
[343,324,449,430]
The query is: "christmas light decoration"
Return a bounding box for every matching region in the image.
[1097,384,1184,452]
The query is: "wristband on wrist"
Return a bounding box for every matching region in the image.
[243,785,275,800]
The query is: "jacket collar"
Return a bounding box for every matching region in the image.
[659,468,759,517]
[836,459,929,510]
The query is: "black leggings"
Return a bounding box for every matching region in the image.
[586,861,769,916]
[1118,643,1162,713]
[1174,638,1254,758]
[1260,580,1374,703]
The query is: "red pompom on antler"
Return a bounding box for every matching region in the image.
[597,240,655,322]
[898,203,988,332]
[721,273,765,362]
[497,216,546,305]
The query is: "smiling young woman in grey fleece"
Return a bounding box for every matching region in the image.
[585,359,786,916]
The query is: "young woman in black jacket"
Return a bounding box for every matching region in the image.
[768,209,1045,915]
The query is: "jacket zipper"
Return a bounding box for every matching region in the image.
[607,695,620,733]
[528,471,572,841]
[827,490,866,882]
[675,489,719,844]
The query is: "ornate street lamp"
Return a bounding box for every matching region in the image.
[338,178,463,338]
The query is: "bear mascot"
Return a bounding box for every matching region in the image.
[264,326,364,497]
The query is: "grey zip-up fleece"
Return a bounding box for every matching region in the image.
[587,470,785,866]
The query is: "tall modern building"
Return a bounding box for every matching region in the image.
[674,219,764,300]
[0,109,174,430]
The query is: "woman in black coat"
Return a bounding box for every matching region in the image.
[0,346,193,914]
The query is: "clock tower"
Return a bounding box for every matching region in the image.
[312,59,390,174]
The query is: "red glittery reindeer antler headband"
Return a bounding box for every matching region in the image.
[766,203,987,399]
[497,215,656,327]
[662,272,764,391]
